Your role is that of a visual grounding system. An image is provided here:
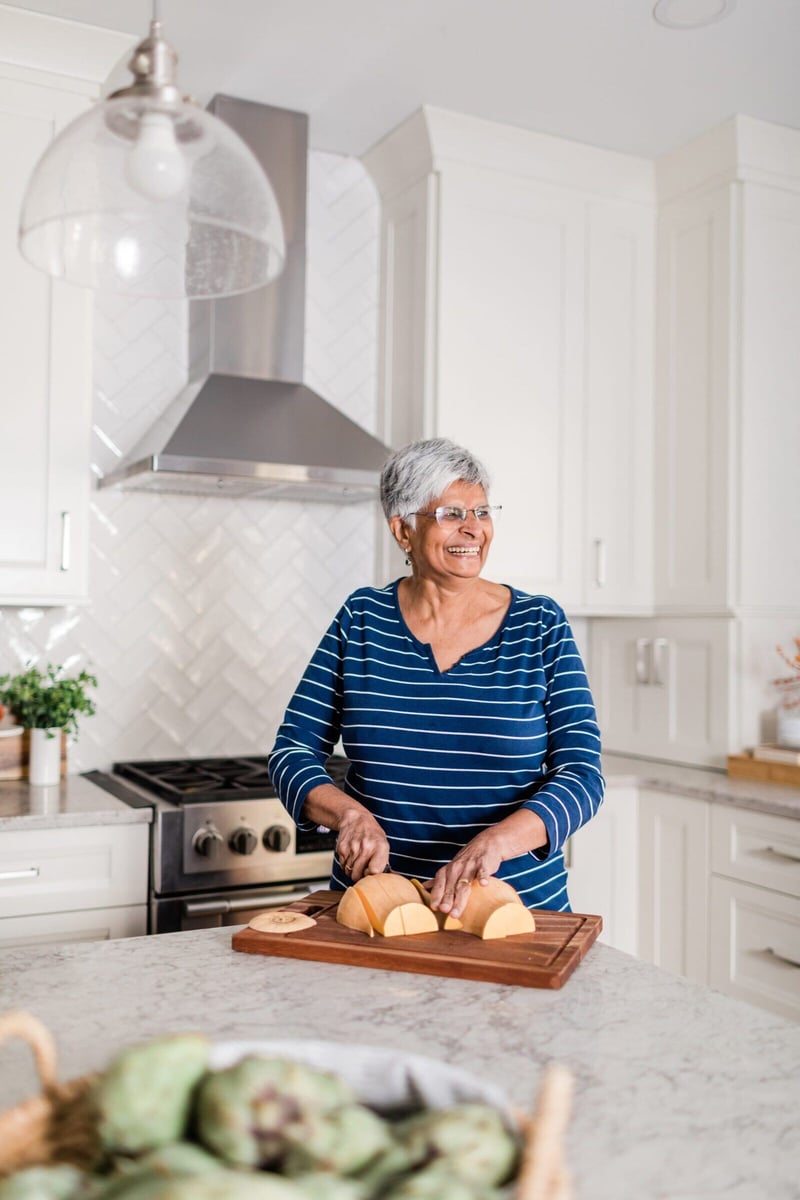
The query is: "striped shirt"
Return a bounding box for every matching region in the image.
[269,581,604,911]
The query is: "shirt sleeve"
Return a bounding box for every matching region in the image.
[521,601,605,857]
[268,599,351,829]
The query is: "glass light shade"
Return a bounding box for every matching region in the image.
[18,95,286,299]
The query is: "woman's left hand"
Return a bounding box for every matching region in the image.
[425,830,506,920]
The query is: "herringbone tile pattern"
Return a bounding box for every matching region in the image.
[0,151,382,771]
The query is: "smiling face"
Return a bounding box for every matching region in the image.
[390,480,494,583]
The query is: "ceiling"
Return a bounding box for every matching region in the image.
[7,0,800,159]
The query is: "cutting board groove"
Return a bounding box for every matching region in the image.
[231,891,602,989]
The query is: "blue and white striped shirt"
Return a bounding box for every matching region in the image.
[269,581,604,911]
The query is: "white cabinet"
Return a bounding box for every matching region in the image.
[709,805,800,1022]
[654,123,800,615]
[565,781,638,955]
[0,15,132,606]
[366,109,655,613]
[0,824,149,947]
[637,787,709,984]
[589,617,731,766]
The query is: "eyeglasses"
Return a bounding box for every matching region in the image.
[410,505,502,525]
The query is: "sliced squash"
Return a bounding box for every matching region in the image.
[248,910,317,934]
[457,879,536,940]
[410,877,462,930]
[336,887,374,936]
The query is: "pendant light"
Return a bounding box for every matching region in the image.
[17,2,285,299]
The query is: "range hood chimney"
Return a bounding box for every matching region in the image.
[99,96,389,502]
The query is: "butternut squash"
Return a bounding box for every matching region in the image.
[337,874,438,937]
[410,878,462,930]
[336,887,374,936]
[457,879,536,940]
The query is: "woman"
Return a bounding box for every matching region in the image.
[269,438,604,919]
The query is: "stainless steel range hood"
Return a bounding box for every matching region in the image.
[99,96,389,502]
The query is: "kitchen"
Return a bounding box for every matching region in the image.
[1,1,799,1196]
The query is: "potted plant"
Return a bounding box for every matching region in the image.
[773,638,800,749]
[0,664,98,785]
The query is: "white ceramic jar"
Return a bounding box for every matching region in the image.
[776,706,800,750]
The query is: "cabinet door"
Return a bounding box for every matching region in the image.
[435,164,585,607]
[0,73,92,604]
[590,617,730,766]
[638,788,709,983]
[0,905,147,949]
[565,782,638,955]
[583,200,654,613]
[654,186,733,611]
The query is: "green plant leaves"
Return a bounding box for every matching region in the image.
[0,663,97,736]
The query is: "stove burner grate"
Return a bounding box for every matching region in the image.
[114,754,349,803]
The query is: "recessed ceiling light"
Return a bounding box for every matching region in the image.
[653,0,737,29]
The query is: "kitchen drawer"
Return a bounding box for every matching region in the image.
[710,805,800,898]
[0,904,147,949]
[0,825,148,918]
[709,876,800,1022]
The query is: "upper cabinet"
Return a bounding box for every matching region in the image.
[0,12,133,606]
[654,118,800,616]
[365,109,655,614]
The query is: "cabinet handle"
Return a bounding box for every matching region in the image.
[60,511,71,572]
[651,638,669,687]
[764,846,800,865]
[765,946,800,969]
[593,538,607,588]
[635,638,650,685]
[0,866,40,881]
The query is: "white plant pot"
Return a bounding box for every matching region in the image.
[776,707,800,750]
[28,727,62,786]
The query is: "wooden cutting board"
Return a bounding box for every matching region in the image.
[231,890,602,990]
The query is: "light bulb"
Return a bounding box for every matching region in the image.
[125,110,187,201]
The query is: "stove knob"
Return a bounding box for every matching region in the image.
[193,827,224,859]
[229,826,258,856]
[263,825,291,853]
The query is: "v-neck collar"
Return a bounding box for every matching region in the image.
[391,578,515,676]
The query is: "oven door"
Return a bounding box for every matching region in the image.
[152,880,330,933]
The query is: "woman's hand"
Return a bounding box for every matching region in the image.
[427,809,550,919]
[335,805,391,880]
[302,782,390,880]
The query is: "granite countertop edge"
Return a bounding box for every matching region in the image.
[0,755,797,830]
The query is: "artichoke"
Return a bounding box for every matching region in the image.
[282,1103,392,1176]
[0,1165,87,1200]
[93,1034,209,1155]
[195,1056,357,1169]
[396,1104,518,1188]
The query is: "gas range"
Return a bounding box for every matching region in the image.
[87,755,342,933]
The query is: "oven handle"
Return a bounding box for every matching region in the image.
[183,888,319,917]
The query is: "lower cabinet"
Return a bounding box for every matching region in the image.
[0,823,149,948]
[565,782,638,955]
[708,806,800,1022]
[637,787,710,984]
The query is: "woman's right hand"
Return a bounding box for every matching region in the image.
[302,782,390,880]
[335,805,391,880]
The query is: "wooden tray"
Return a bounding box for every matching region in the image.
[727,754,800,788]
[232,891,602,990]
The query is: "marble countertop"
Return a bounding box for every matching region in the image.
[0,928,796,1199]
[0,755,795,832]
[602,753,800,820]
[0,774,152,830]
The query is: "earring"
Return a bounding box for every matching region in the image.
[404,547,412,566]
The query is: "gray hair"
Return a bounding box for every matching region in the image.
[379,438,491,527]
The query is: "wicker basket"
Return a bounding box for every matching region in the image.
[0,1011,99,1176]
[0,1011,572,1199]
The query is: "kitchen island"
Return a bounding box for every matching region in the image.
[0,928,797,1199]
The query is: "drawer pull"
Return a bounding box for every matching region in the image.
[765,946,800,969]
[0,866,40,881]
[764,846,800,865]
